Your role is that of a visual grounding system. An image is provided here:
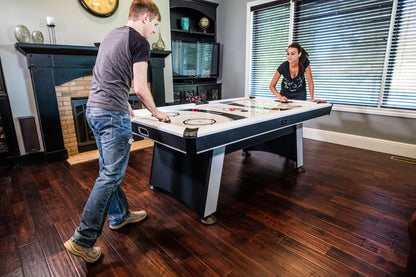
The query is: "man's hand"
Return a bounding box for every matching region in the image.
[129,104,135,118]
[153,110,170,122]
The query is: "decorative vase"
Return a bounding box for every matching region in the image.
[154,30,165,51]
[181,17,190,31]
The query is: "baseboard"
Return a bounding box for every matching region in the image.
[303,127,416,159]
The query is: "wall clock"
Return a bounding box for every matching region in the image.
[78,0,119,18]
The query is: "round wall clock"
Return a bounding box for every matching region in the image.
[78,0,119,18]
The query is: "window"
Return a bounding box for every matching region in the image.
[248,0,416,111]
[248,1,291,97]
[293,0,392,106]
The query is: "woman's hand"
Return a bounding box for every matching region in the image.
[311,98,326,103]
[279,96,288,103]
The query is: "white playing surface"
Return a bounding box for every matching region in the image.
[134,98,302,128]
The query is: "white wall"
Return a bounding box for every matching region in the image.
[216,0,247,99]
[1,0,173,154]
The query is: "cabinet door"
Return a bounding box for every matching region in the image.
[173,84,198,104]
[173,85,184,104]
[198,84,222,101]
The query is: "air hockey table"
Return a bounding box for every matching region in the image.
[131,97,332,224]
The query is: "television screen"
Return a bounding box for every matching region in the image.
[172,40,219,79]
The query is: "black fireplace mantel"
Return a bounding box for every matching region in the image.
[15,42,170,162]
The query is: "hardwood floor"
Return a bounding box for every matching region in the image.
[1,139,415,276]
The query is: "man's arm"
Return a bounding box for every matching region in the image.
[133,61,170,121]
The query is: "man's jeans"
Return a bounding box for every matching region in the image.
[71,107,133,247]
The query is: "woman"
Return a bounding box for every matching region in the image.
[269,43,325,103]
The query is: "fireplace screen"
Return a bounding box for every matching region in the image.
[71,95,142,153]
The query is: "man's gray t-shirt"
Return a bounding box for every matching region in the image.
[87,26,150,113]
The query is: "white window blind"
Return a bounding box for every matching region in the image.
[249,2,291,97]
[293,0,393,106]
[382,0,416,109]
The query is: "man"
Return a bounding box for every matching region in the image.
[64,0,170,263]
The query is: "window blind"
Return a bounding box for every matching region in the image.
[382,0,416,109]
[293,0,393,105]
[249,2,291,97]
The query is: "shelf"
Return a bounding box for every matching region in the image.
[173,76,218,82]
[15,43,170,58]
[15,43,99,56]
[171,29,215,37]
[170,0,217,42]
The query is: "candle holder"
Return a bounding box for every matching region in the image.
[47,24,56,44]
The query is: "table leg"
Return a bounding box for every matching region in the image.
[202,147,225,222]
[295,123,305,172]
[149,143,225,224]
[240,124,304,172]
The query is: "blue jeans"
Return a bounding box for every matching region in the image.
[71,107,133,247]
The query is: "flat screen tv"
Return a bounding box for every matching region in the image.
[171,40,219,79]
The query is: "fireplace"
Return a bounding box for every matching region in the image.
[56,76,147,156]
[16,43,170,162]
[70,94,142,154]
[71,97,95,153]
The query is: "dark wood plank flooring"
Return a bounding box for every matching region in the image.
[1,139,415,276]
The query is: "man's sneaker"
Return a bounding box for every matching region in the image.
[109,210,147,230]
[64,240,101,263]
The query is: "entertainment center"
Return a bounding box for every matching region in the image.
[170,0,221,104]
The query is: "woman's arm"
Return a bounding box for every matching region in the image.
[269,71,287,102]
[305,65,325,102]
[305,65,314,100]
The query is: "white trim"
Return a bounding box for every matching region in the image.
[332,104,416,119]
[378,0,399,108]
[303,127,416,159]
[288,0,294,42]
[245,2,253,97]
[247,0,277,8]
